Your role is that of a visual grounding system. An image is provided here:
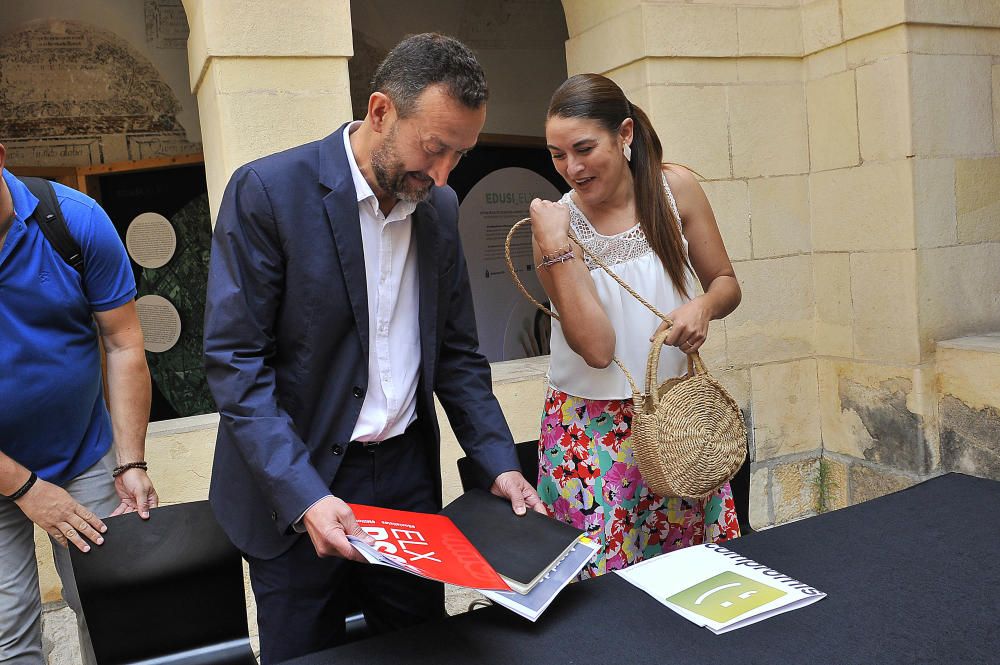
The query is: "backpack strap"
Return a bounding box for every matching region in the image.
[19,176,85,276]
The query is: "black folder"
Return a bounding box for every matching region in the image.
[440,488,586,594]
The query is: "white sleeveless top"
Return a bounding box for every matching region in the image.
[548,177,693,400]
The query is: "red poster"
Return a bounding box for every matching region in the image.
[350,504,510,591]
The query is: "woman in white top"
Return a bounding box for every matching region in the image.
[530,74,743,578]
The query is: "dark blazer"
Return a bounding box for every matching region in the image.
[204,124,519,560]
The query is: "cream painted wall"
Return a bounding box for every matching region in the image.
[184,0,355,221]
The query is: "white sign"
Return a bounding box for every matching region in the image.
[458,167,561,362]
[126,212,176,269]
[136,295,182,353]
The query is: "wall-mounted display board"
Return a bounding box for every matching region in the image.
[449,136,569,362]
[12,154,213,422]
[97,161,213,422]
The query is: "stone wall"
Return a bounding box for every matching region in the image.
[935,335,1000,480]
[183,0,355,221]
[809,2,1000,509]
[561,0,1000,526]
[565,0,823,527]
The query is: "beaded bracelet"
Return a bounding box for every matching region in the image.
[3,471,38,501]
[540,243,572,263]
[536,247,576,271]
[112,461,148,478]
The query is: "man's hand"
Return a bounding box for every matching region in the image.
[302,495,373,561]
[490,471,548,516]
[14,479,107,552]
[110,468,159,519]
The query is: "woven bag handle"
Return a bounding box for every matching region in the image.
[504,219,640,395]
[644,328,707,396]
[504,218,706,396]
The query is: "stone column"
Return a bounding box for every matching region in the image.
[182,0,354,221]
[810,1,1000,505]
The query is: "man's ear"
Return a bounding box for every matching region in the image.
[367,92,394,133]
[0,143,6,172]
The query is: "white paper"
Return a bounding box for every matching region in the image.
[616,543,825,634]
[347,536,425,578]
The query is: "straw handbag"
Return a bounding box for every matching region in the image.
[505,218,746,500]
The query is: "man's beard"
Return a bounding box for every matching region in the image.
[370,125,434,203]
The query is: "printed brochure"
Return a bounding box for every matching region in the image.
[348,503,510,591]
[616,543,826,634]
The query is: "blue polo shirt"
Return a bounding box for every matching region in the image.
[0,169,136,486]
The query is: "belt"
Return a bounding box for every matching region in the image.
[348,429,409,450]
[349,440,384,450]
[348,422,419,450]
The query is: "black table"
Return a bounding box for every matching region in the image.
[285,473,1000,664]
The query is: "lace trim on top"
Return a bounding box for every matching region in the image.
[563,173,683,270]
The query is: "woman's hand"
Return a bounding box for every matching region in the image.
[529,199,571,252]
[651,297,712,353]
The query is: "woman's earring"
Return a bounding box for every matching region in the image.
[623,143,632,162]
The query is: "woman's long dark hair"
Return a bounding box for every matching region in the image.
[547,73,691,298]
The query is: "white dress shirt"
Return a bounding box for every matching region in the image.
[344,121,422,442]
[293,123,425,530]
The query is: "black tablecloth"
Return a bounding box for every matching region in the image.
[283,473,1000,664]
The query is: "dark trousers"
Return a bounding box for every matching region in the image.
[247,427,446,664]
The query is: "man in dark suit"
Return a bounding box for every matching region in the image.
[204,33,544,663]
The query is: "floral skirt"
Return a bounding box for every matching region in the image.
[536,386,741,579]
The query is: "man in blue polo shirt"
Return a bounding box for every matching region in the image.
[0,142,160,665]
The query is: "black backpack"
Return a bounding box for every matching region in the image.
[18,176,85,276]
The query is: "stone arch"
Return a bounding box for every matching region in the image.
[0,19,195,164]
